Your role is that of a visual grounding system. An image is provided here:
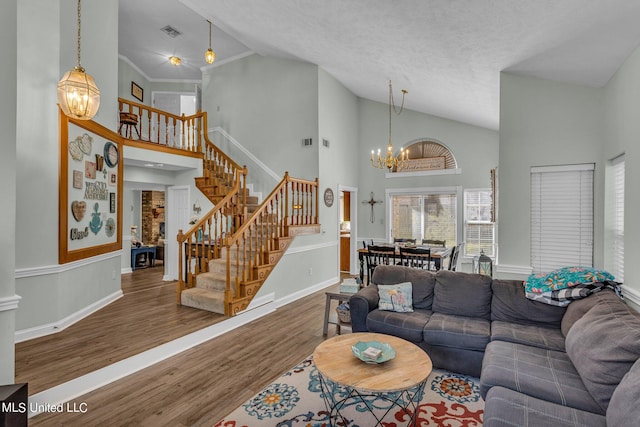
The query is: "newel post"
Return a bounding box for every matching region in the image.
[177,229,184,304]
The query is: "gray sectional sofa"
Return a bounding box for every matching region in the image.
[349,265,640,426]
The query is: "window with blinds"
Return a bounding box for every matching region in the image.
[464,189,495,257]
[611,155,624,281]
[530,164,594,274]
[391,192,457,244]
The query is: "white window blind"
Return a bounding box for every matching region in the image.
[530,164,594,274]
[464,189,495,257]
[611,155,624,281]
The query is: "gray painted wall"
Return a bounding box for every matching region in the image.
[356,97,499,243]
[14,0,121,331]
[498,73,604,278]
[602,45,640,303]
[0,0,17,384]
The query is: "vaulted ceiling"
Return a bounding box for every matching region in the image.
[119,0,640,130]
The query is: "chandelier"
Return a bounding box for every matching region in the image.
[205,20,216,64]
[371,80,408,171]
[57,0,100,120]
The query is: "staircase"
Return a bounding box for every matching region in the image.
[115,97,320,316]
[176,129,320,316]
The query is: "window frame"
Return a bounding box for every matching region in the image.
[463,188,495,258]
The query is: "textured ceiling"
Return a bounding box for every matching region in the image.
[119,0,640,130]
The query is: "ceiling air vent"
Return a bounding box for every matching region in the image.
[160,25,182,38]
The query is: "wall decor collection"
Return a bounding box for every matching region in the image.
[59,112,122,263]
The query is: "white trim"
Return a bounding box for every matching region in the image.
[0,294,21,312]
[275,277,339,309]
[285,241,337,255]
[245,292,275,311]
[118,54,202,84]
[495,264,533,276]
[15,291,123,343]
[385,168,462,179]
[121,268,133,275]
[385,186,460,196]
[15,251,122,279]
[27,275,339,417]
[531,163,595,173]
[210,127,280,182]
[201,51,255,73]
[622,285,640,307]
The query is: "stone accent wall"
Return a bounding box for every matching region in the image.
[142,191,165,245]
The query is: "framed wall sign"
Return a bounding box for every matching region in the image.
[59,110,123,263]
[324,188,334,207]
[131,81,143,102]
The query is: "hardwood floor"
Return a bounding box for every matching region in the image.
[29,276,345,426]
[15,266,225,394]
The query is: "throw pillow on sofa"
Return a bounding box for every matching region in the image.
[377,282,413,313]
[565,291,640,412]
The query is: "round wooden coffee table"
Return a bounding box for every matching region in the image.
[313,332,432,426]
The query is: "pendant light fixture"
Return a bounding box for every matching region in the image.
[205,20,216,64]
[57,0,100,121]
[370,80,409,171]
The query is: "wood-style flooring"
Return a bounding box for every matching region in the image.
[15,266,225,395]
[27,268,348,426]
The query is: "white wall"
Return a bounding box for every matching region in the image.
[0,0,17,384]
[602,44,640,308]
[497,73,604,279]
[14,0,121,331]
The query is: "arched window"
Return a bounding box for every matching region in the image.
[400,140,457,171]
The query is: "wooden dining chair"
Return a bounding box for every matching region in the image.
[365,245,396,285]
[448,243,463,271]
[362,239,374,249]
[422,239,446,247]
[399,247,433,270]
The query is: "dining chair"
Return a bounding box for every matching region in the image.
[422,239,446,247]
[399,247,433,270]
[448,243,464,271]
[365,245,396,285]
[362,239,374,249]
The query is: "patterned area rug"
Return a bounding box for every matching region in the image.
[215,355,484,426]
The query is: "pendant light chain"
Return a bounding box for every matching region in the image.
[208,20,212,49]
[76,0,82,69]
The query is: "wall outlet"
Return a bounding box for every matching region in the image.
[308,267,313,276]
[112,270,116,280]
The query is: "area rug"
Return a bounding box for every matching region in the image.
[215,355,484,426]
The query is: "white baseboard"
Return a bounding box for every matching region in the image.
[15,290,123,343]
[162,274,173,281]
[275,276,340,308]
[121,268,133,275]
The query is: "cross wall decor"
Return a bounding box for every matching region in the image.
[362,192,383,223]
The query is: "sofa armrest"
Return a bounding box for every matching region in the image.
[349,285,379,332]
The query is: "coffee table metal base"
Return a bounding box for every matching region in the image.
[318,372,427,427]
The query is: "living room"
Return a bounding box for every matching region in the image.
[2,0,640,425]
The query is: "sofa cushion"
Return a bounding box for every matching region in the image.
[433,270,492,320]
[491,279,566,327]
[371,265,436,309]
[480,341,602,414]
[423,312,490,351]
[607,358,640,427]
[377,282,413,312]
[484,386,606,427]
[366,308,432,343]
[490,320,565,352]
[560,289,620,336]
[565,292,640,413]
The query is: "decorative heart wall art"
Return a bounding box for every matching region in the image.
[71,200,87,222]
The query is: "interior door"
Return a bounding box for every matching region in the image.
[166,185,190,281]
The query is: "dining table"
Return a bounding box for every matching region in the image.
[357,244,452,282]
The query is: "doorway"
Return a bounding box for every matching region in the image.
[338,186,358,275]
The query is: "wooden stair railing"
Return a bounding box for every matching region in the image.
[118,97,204,154]
[223,173,319,315]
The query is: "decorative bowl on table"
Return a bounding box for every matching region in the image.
[352,341,396,364]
